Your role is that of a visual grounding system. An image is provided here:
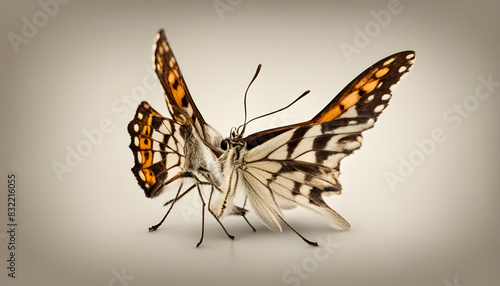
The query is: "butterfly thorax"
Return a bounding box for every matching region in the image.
[211,138,249,218]
[221,138,246,165]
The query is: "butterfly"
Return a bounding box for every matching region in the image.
[128,29,255,247]
[129,29,415,247]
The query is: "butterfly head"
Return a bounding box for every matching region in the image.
[220,126,246,151]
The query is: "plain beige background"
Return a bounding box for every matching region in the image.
[1,0,499,285]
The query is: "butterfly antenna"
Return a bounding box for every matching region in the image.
[239,64,262,137]
[245,89,310,126]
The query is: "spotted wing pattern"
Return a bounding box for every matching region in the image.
[128,101,187,198]
[153,29,222,151]
[244,51,415,149]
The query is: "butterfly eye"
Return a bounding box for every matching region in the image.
[220,139,229,150]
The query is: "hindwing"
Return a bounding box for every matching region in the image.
[128,101,186,198]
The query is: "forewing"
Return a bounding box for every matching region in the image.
[153,29,223,150]
[128,101,187,198]
[245,51,415,149]
[311,50,415,122]
[241,51,416,230]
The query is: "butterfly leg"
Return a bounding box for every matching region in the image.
[196,183,206,247]
[182,173,235,241]
[197,175,253,227]
[207,186,235,240]
[278,216,318,247]
[162,186,193,207]
[240,196,256,232]
[149,183,194,231]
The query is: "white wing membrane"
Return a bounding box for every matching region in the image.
[242,171,284,232]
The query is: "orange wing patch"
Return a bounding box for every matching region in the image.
[311,51,414,124]
[313,67,384,122]
[134,109,159,188]
[167,72,188,109]
[138,169,156,188]
[375,67,389,78]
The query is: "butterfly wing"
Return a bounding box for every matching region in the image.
[310,51,415,123]
[128,101,187,198]
[244,51,415,149]
[233,51,415,231]
[153,29,223,152]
